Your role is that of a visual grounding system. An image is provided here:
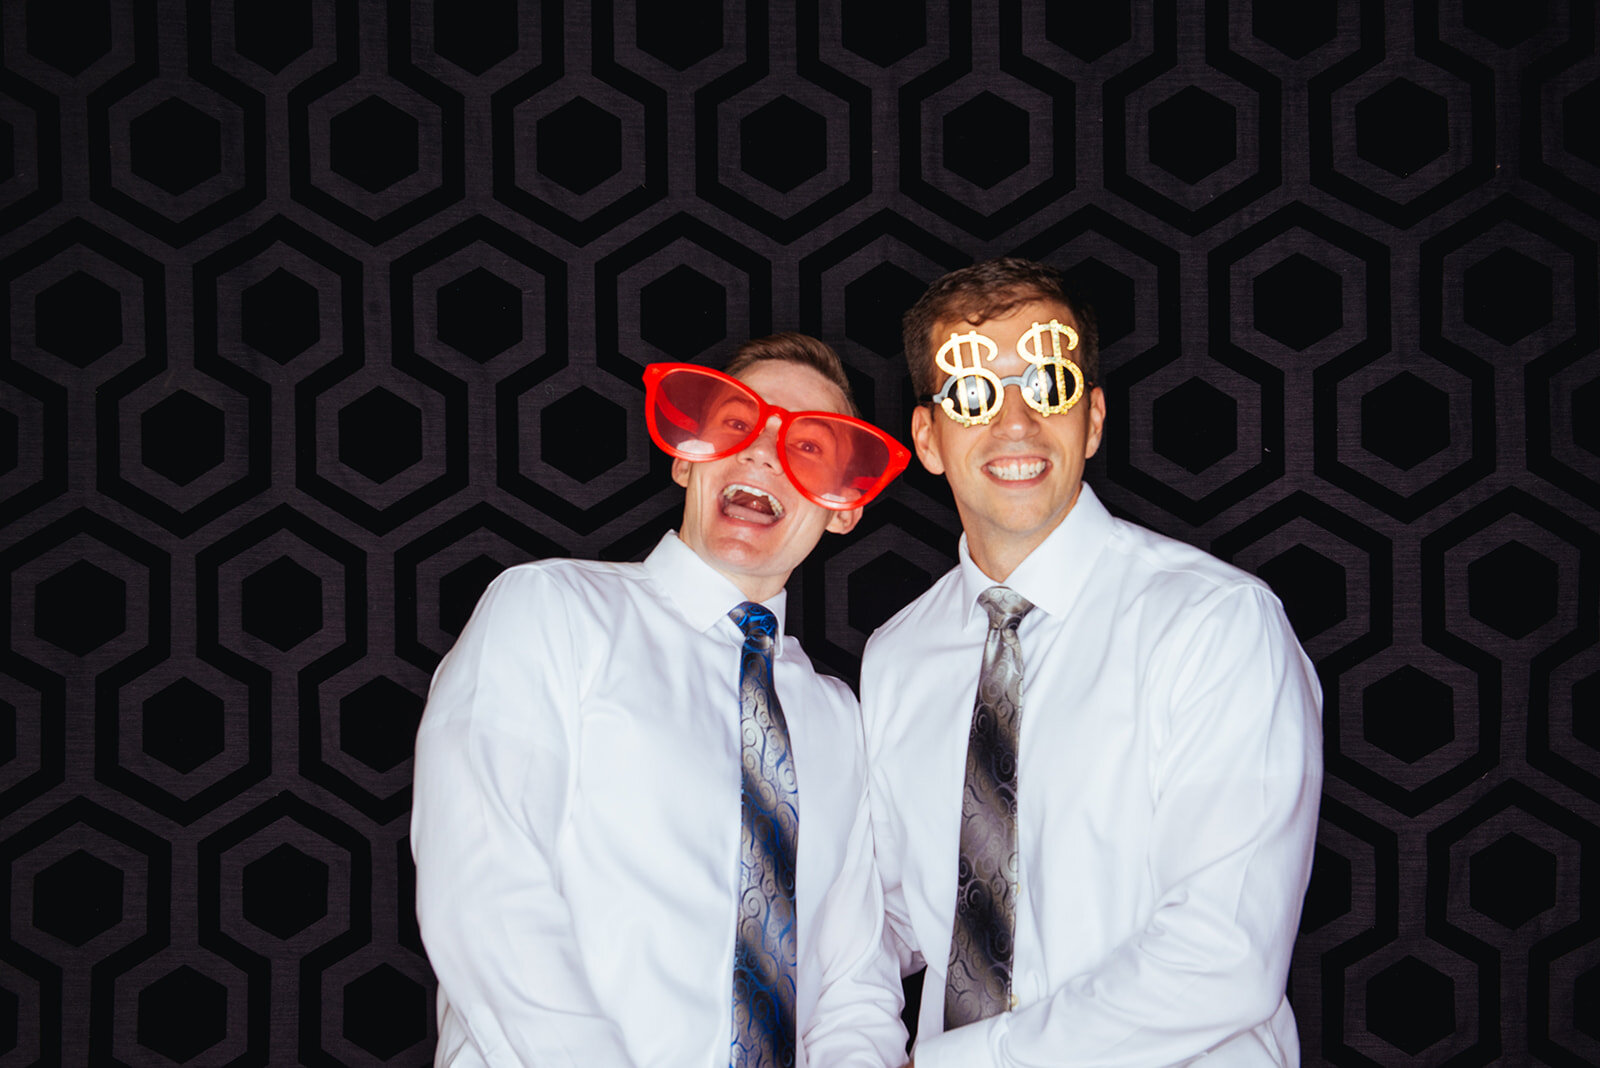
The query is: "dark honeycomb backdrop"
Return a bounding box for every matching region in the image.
[2,0,1598,1064]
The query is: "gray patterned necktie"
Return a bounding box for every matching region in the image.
[944,585,1034,1030]
[728,602,798,1068]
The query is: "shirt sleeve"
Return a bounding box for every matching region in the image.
[410,569,638,1067]
[802,735,912,1067]
[915,584,1324,1068]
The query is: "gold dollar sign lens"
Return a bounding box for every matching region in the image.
[934,330,1004,427]
[1015,319,1085,417]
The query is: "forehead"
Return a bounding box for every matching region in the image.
[733,359,849,415]
[933,298,1078,342]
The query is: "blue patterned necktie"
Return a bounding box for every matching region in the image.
[944,586,1034,1030]
[728,602,799,1068]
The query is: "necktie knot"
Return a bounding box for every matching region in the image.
[978,586,1033,632]
[730,602,778,648]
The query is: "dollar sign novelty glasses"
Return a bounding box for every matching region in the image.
[926,319,1092,428]
[644,363,911,509]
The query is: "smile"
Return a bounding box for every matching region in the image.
[721,483,786,524]
[985,458,1047,482]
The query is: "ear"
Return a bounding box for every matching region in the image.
[825,506,862,536]
[671,457,692,488]
[910,405,947,476]
[1083,386,1107,460]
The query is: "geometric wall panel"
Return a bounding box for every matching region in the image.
[4,2,1599,1063]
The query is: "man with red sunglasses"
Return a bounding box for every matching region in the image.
[861,260,1322,1067]
[413,334,911,1067]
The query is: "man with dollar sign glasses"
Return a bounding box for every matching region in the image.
[862,259,1322,1067]
[413,334,912,1067]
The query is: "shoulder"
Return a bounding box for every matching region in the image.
[864,565,964,654]
[1103,516,1273,610]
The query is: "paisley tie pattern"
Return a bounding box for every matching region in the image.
[944,586,1034,1031]
[729,602,799,1068]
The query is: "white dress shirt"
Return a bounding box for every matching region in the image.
[861,484,1323,1068]
[413,531,907,1068]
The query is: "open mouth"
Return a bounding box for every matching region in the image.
[985,458,1048,482]
[721,483,786,524]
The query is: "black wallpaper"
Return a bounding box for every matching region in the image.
[2,0,1599,1064]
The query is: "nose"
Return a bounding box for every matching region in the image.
[991,384,1040,439]
[739,413,784,466]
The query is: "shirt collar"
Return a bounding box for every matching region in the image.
[955,482,1114,626]
[643,530,790,652]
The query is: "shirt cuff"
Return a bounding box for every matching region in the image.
[914,1015,1002,1068]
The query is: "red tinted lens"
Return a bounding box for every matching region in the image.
[784,415,895,504]
[651,369,762,458]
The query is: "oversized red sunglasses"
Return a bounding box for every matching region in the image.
[643,363,910,510]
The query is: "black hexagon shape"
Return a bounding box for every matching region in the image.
[0,406,15,476]
[638,0,723,70]
[129,99,222,196]
[1059,258,1136,350]
[435,0,516,74]
[26,0,112,75]
[441,554,505,638]
[242,842,329,939]
[1355,78,1449,178]
[1462,248,1553,345]
[137,966,226,1062]
[843,0,926,66]
[240,555,322,651]
[36,271,122,368]
[847,551,932,635]
[1046,0,1131,62]
[1466,540,1558,639]
[1463,0,1552,48]
[1253,0,1338,58]
[1301,842,1352,932]
[1468,832,1556,928]
[1368,956,1455,1054]
[542,387,627,483]
[1361,372,1450,470]
[741,96,827,194]
[235,0,312,73]
[240,268,320,364]
[1564,79,1600,168]
[329,97,419,194]
[437,267,522,362]
[0,983,16,1055]
[0,118,13,183]
[339,678,424,773]
[1363,666,1455,763]
[944,92,1029,190]
[537,99,622,196]
[338,389,422,484]
[1,698,15,766]
[640,266,727,359]
[844,264,925,358]
[1574,377,1600,458]
[1151,377,1237,474]
[1149,87,1238,185]
[141,390,225,486]
[1576,671,1600,752]
[344,965,427,1059]
[142,678,225,773]
[1257,544,1347,641]
[1577,964,1600,1042]
[36,560,126,656]
[1253,254,1342,350]
[35,849,123,945]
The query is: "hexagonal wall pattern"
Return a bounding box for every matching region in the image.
[4,2,1598,1064]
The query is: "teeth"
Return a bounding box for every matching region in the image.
[986,458,1046,481]
[723,483,785,519]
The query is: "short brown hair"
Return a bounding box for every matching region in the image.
[722,332,862,418]
[901,257,1100,399]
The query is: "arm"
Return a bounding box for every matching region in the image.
[801,771,911,1067]
[411,570,637,1067]
[917,585,1323,1068]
